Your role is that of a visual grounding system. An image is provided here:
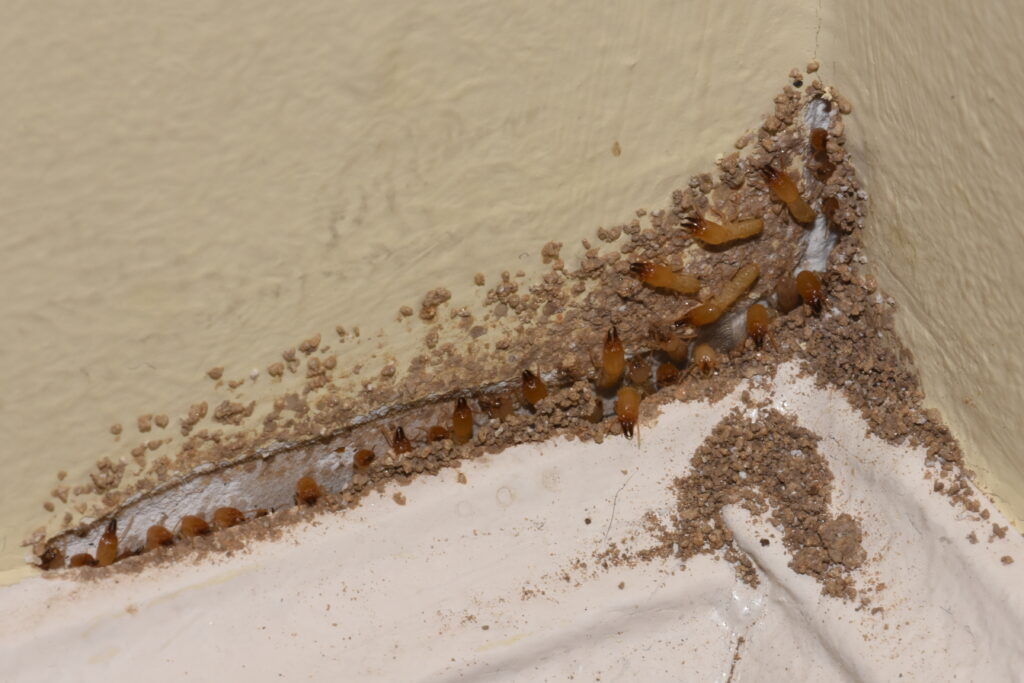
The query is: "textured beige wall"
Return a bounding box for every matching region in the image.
[825,1,1024,526]
[0,1,819,577]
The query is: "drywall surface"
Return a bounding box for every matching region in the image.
[0,1,819,577]
[823,1,1024,526]
[2,367,1020,681]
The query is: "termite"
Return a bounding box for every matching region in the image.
[676,263,760,327]
[762,167,816,223]
[627,356,651,388]
[145,525,175,551]
[650,325,689,364]
[353,449,376,470]
[775,275,802,313]
[521,369,548,406]
[425,425,450,442]
[655,362,679,387]
[587,397,605,424]
[213,507,245,530]
[796,270,825,313]
[96,519,118,567]
[179,515,211,538]
[452,397,474,445]
[810,128,828,152]
[809,128,835,180]
[69,553,96,568]
[615,386,641,439]
[691,343,718,376]
[295,476,322,506]
[389,426,413,455]
[629,262,700,294]
[596,326,625,390]
[478,393,515,420]
[681,215,764,246]
[39,547,64,570]
[745,304,777,349]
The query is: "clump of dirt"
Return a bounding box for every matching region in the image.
[600,408,866,599]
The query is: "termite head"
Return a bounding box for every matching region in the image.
[760,165,780,183]
[607,326,621,347]
[39,547,64,570]
[104,519,117,536]
[425,425,450,442]
[692,343,718,376]
[679,215,708,238]
[629,262,655,279]
[353,449,376,469]
[796,270,825,314]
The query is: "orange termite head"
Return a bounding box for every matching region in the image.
[629,262,654,278]
[746,304,770,347]
[353,449,377,469]
[796,270,824,313]
[146,524,175,551]
[810,127,828,152]
[39,547,64,570]
[426,425,450,442]
[692,343,718,376]
[386,425,413,454]
[104,518,117,536]
[607,326,620,345]
[69,553,96,568]
[655,362,679,386]
[295,476,322,506]
[455,397,470,414]
[760,165,780,183]
[213,507,245,530]
[179,515,211,538]
[521,369,548,406]
[679,215,708,236]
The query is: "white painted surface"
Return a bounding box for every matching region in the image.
[2,365,1019,681]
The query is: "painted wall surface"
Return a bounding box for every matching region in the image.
[824,1,1024,526]
[0,2,819,576]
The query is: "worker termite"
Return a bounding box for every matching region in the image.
[762,167,816,223]
[521,369,548,406]
[681,215,764,246]
[676,263,760,327]
[655,362,679,387]
[179,515,211,538]
[629,262,700,294]
[615,386,641,439]
[295,476,322,506]
[627,356,652,388]
[796,270,825,313]
[353,449,377,470]
[745,304,777,349]
[810,127,828,152]
[691,343,719,376]
[96,519,118,567]
[809,128,835,181]
[145,525,175,551]
[587,397,605,424]
[775,274,802,313]
[425,425,450,442]
[213,507,245,530]
[388,426,413,454]
[452,397,474,445]
[650,325,689,364]
[69,553,96,568]
[596,326,625,390]
[478,393,515,420]
[39,547,64,570]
